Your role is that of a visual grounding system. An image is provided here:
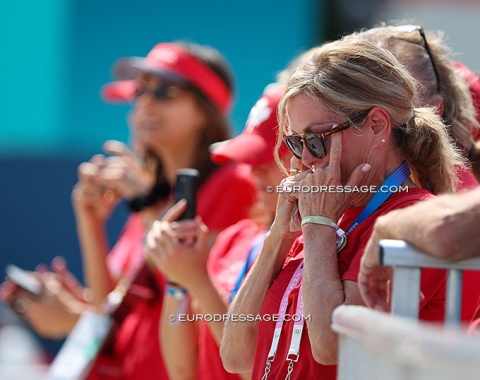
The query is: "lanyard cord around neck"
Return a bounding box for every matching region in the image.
[262,161,411,379]
[229,230,267,303]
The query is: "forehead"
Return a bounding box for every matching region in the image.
[286,93,339,133]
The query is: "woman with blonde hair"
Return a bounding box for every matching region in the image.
[221,38,462,379]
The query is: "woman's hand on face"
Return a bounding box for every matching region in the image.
[271,157,309,238]
[72,154,120,222]
[298,132,371,222]
[146,200,210,290]
[95,140,155,200]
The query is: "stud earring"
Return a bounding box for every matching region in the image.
[381,139,386,143]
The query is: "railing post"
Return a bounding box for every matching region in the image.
[379,239,480,325]
[445,269,463,326]
[391,267,420,319]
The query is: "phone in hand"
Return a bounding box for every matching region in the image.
[6,264,43,298]
[173,168,199,220]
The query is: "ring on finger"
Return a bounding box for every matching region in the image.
[289,168,301,175]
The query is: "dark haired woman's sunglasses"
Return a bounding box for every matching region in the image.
[283,109,371,159]
[134,81,183,101]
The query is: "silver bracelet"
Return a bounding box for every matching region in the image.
[301,216,345,237]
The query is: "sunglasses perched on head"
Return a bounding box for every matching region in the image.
[134,81,184,101]
[283,109,371,159]
[375,25,441,92]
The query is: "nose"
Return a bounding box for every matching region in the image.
[301,145,322,168]
[134,87,160,109]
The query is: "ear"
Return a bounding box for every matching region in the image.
[366,106,392,142]
[428,94,445,118]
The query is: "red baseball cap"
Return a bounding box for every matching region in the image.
[109,42,232,113]
[452,61,480,140]
[211,84,288,165]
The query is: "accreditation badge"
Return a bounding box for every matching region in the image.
[46,312,112,380]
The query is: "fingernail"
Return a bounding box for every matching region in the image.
[362,164,371,172]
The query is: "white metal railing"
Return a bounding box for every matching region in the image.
[334,239,480,380]
[380,239,480,325]
[333,305,480,380]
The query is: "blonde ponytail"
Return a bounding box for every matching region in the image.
[393,107,464,194]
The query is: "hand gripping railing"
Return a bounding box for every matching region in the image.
[379,239,480,326]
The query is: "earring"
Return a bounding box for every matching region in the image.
[381,138,386,143]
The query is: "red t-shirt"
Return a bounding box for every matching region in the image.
[90,163,257,380]
[196,219,265,380]
[455,166,480,322]
[251,188,446,380]
[456,166,479,192]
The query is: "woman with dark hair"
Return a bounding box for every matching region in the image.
[4,41,257,380]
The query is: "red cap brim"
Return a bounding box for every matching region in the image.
[101,80,136,103]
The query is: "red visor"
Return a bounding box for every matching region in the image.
[101,80,136,103]
[113,43,232,113]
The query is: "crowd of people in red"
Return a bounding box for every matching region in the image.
[2,22,480,380]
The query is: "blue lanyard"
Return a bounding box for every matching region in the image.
[344,161,411,236]
[229,161,411,301]
[229,230,267,302]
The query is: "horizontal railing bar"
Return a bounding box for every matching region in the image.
[380,240,480,270]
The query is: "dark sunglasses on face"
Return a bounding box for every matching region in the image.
[283,109,371,159]
[134,81,184,101]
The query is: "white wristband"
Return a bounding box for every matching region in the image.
[301,216,346,238]
[301,215,338,229]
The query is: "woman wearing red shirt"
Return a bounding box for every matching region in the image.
[3,41,257,380]
[147,84,291,379]
[221,38,462,379]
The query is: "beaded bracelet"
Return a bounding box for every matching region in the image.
[166,281,188,300]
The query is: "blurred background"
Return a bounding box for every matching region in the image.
[1,0,479,358]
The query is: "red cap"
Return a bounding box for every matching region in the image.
[452,61,480,140]
[101,80,136,103]
[110,43,232,113]
[211,84,288,165]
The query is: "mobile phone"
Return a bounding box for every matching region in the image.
[6,264,43,298]
[173,168,199,220]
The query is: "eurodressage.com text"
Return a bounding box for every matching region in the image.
[273,185,409,194]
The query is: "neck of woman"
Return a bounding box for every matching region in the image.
[348,157,415,208]
[155,138,201,185]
